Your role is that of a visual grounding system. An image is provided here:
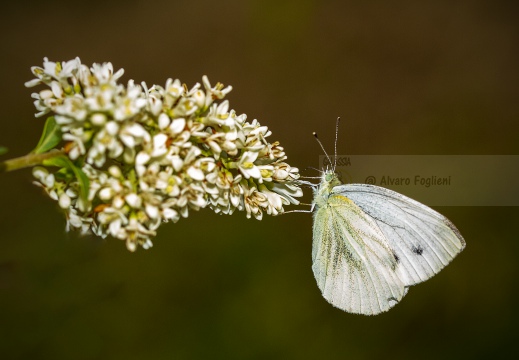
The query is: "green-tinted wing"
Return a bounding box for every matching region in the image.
[312,195,407,315]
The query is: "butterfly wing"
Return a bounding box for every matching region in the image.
[334,184,466,287]
[312,194,407,315]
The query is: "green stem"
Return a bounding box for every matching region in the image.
[0,149,65,173]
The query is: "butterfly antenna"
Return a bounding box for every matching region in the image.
[299,176,322,179]
[313,132,332,170]
[333,117,340,172]
[303,166,323,174]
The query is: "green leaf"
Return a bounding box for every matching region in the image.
[0,146,7,155]
[43,155,90,202]
[33,116,62,154]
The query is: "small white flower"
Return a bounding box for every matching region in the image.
[125,193,142,208]
[145,204,160,219]
[55,95,87,121]
[205,101,235,127]
[90,61,123,85]
[63,133,87,161]
[242,183,268,220]
[151,133,169,157]
[202,75,232,104]
[108,165,122,178]
[238,151,261,180]
[258,184,283,216]
[187,166,205,181]
[162,207,179,222]
[99,187,114,201]
[158,113,171,129]
[32,166,49,183]
[58,193,71,209]
[163,78,183,107]
[119,123,149,149]
[136,151,150,165]
[113,81,146,121]
[169,118,186,135]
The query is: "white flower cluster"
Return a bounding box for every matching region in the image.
[27,57,302,251]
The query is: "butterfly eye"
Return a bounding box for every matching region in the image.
[325,173,333,182]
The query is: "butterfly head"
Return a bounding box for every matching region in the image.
[323,169,343,188]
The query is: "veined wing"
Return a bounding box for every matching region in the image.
[312,195,407,315]
[334,184,465,287]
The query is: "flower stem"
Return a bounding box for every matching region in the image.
[0,149,65,173]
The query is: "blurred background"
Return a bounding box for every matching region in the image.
[0,0,517,359]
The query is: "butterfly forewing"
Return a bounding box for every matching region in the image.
[312,194,407,315]
[334,184,466,287]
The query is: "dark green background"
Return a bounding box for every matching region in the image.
[1,1,517,359]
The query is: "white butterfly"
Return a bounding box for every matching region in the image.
[302,119,465,315]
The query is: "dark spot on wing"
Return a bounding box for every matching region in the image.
[390,252,400,270]
[412,246,423,255]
